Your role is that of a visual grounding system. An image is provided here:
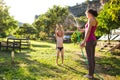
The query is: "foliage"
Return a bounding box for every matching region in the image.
[33,6,88,40]
[71,31,82,44]
[0,0,18,37]
[97,0,120,42]
[39,31,48,40]
[33,5,69,37]
[16,23,37,39]
[76,16,87,28]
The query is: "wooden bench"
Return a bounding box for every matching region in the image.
[0,38,30,51]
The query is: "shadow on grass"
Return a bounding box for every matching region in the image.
[59,64,85,75]
[32,44,51,48]
[76,53,120,77]
[0,50,67,79]
[0,51,37,79]
[96,56,120,76]
[58,64,99,80]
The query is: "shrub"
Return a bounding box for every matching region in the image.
[71,31,82,44]
[39,31,48,40]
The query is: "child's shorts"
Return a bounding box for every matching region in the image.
[57,47,63,51]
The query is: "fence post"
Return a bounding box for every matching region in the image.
[11,51,15,64]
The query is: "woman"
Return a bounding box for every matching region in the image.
[79,9,98,79]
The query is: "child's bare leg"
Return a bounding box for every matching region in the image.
[56,50,60,65]
[61,49,64,64]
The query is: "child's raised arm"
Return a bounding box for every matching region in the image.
[55,24,59,38]
[60,24,64,38]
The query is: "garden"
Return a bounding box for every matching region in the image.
[0,0,120,80]
[0,40,120,80]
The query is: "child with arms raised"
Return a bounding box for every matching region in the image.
[55,24,64,65]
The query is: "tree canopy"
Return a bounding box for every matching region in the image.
[16,23,37,39]
[97,0,120,39]
[0,0,18,37]
[33,5,69,37]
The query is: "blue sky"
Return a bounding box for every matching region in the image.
[4,0,86,23]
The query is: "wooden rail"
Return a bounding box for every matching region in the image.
[0,38,30,52]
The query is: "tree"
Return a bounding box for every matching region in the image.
[76,16,87,28]
[16,23,37,39]
[0,0,18,37]
[33,5,69,37]
[97,0,120,43]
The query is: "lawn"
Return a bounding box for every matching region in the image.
[0,40,120,80]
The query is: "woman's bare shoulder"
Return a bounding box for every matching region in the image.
[89,18,97,26]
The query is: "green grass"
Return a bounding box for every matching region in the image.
[0,40,120,80]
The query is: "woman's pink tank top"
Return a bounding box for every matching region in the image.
[85,23,97,42]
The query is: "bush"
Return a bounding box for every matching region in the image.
[71,31,82,44]
[39,31,48,40]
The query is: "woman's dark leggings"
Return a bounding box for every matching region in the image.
[85,40,97,76]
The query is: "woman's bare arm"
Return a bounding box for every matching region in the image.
[78,27,85,33]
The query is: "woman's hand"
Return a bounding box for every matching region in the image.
[80,41,86,48]
[78,27,85,33]
[77,27,81,30]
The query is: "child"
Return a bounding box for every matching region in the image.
[55,24,64,65]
